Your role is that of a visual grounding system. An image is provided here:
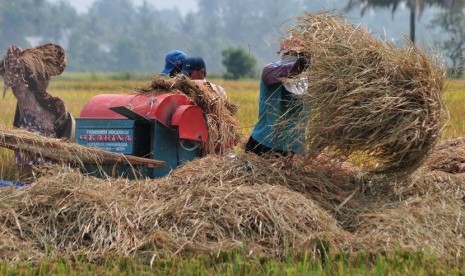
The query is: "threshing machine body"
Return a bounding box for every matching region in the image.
[75,93,208,178]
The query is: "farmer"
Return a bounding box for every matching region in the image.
[160,50,187,77]
[1,44,74,179]
[181,56,227,98]
[245,37,310,156]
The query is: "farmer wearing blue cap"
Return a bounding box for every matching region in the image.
[182,56,227,98]
[181,56,206,80]
[160,50,187,77]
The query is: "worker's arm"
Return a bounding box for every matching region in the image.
[262,57,308,87]
[262,62,294,86]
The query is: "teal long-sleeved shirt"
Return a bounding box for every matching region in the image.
[250,60,308,154]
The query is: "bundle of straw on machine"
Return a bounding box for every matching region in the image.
[137,76,241,155]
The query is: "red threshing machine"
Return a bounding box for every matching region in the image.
[75,93,209,178]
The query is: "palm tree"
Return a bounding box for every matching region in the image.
[345,0,465,43]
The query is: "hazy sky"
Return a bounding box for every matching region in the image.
[50,0,348,14]
[50,0,198,14]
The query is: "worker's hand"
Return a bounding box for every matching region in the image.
[290,57,308,76]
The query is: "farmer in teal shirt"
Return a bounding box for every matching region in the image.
[245,37,310,156]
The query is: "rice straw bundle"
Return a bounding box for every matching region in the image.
[339,145,465,259]
[149,153,355,256]
[0,125,165,170]
[0,167,143,260]
[137,76,241,154]
[0,223,43,262]
[19,43,67,80]
[0,43,66,81]
[387,138,465,199]
[289,12,447,172]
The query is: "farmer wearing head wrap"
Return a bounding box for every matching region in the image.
[181,56,227,99]
[160,50,187,77]
[245,36,310,156]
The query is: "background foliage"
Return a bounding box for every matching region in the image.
[1,0,463,74]
[221,47,257,79]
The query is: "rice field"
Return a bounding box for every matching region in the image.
[442,79,465,138]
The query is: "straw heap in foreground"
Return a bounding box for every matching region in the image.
[1,136,465,263]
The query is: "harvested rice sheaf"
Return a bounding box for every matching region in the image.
[289,12,447,172]
[0,43,66,82]
[19,43,67,80]
[0,125,166,170]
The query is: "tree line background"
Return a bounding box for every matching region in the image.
[1,0,464,77]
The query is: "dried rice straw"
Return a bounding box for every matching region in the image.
[0,125,165,170]
[1,145,465,263]
[0,43,66,81]
[288,12,447,172]
[0,153,353,262]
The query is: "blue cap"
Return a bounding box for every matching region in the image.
[181,56,206,76]
[161,50,187,76]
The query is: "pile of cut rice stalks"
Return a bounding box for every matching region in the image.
[0,138,465,263]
